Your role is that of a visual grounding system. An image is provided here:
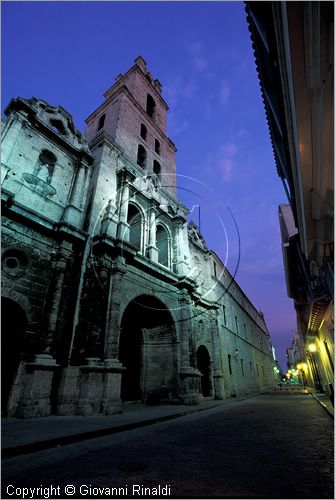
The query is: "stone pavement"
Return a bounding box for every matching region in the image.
[2,391,333,499]
[2,388,333,459]
[1,398,231,458]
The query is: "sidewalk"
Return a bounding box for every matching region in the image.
[2,399,231,458]
[307,390,334,418]
[2,390,332,459]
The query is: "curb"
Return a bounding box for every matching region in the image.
[307,390,334,419]
[2,401,228,459]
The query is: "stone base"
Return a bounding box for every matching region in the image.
[15,356,59,418]
[76,358,125,416]
[55,366,80,416]
[179,367,202,405]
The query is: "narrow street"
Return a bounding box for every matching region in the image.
[1,393,333,499]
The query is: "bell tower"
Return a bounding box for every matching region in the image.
[84,56,177,196]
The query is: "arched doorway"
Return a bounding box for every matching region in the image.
[1,298,27,413]
[197,345,211,397]
[119,295,176,402]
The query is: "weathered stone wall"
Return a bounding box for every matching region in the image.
[1,60,277,418]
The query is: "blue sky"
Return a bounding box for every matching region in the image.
[2,1,296,369]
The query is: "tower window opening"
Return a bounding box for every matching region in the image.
[140,124,147,141]
[146,94,155,118]
[156,225,169,267]
[97,114,106,131]
[155,139,160,155]
[137,145,146,168]
[153,160,161,176]
[127,204,142,251]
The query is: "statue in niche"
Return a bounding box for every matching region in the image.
[23,148,57,196]
[34,149,57,184]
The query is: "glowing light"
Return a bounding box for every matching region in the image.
[308,344,317,352]
[297,364,302,370]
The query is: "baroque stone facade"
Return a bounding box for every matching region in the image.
[2,57,276,418]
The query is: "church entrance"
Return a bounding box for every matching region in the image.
[119,295,176,402]
[197,345,211,397]
[1,298,27,414]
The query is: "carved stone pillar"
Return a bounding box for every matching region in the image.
[104,260,126,360]
[62,162,87,227]
[117,178,130,241]
[178,290,202,404]
[210,310,226,400]
[16,243,71,417]
[174,219,189,276]
[42,244,71,356]
[148,205,158,261]
[100,258,127,414]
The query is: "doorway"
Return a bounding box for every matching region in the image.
[197,345,211,397]
[119,295,175,402]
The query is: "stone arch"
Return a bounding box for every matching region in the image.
[119,294,177,403]
[1,288,36,326]
[196,345,212,397]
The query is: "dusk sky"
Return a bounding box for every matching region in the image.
[2,1,297,369]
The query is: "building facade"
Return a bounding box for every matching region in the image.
[2,57,276,418]
[246,2,334,400]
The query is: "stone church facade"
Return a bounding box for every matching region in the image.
[2,57,275,418]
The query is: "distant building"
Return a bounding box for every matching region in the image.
[2,57,275,418]
[246,2,334,400]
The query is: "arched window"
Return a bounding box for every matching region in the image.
[146,94,155,118]
[97,114,106,131]
[140,124,147,141]
[153,160,161,176]
[137,145,146,168]
[156,225,169,267]
[127,204,142,251]
[155,139,160,155]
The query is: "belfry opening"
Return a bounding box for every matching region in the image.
[119,295,176,403]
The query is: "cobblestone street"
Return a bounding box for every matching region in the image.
[1,393,334,499]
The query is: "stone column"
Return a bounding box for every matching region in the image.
[148,205,158,261]
[62,162,87,227]
[210,310,226,400]
[178,290,202,404]
[42,244,71,357]
[16,244,71,418]
[117,178,130,242]
[100,259,127,414]
[174,219,190,276]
